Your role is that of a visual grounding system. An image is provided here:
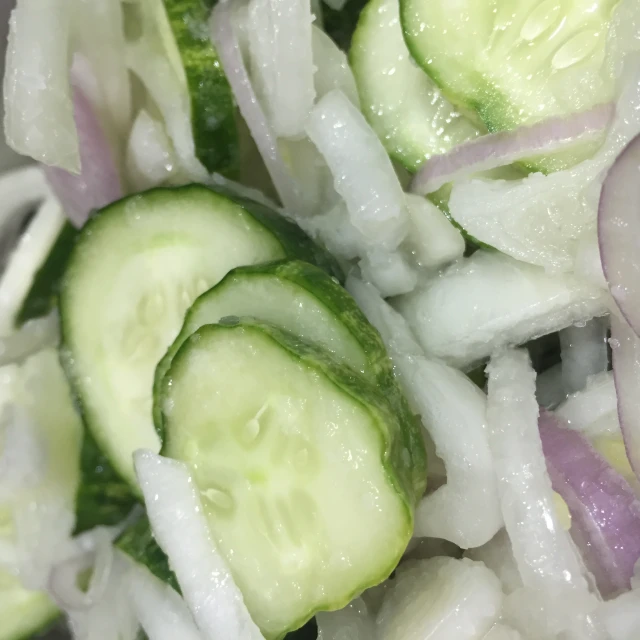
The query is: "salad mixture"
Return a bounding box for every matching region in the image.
[2,0,640,639]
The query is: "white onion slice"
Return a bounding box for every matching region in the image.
[0,313,60,367]
[316,598,374,640]
[610,313,640,481]
[598,132,640,337]
[3,0,79,172]
[306,90,409,251]
[346,277,502,548]
[411,103,614,196]
[559,318,609,395]
[247,0,315,138]
[44,82,122,228]
[486,349,601,638]
[556,371,619,437]
[376,557,503,640]
[0,166,50,236]
[134,450,263,640]
[129,564,203,640]
[539,412,640,598]
[210,1,302,214]
[483,624,523,640]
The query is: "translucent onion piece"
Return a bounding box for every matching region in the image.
[0,166,51,238]
[599,588,640,640]
[129,564,202,640]
[306,90,409,251]
[539,412,640,598]
[3,0,79,172]
[359,249,417,298]
[347,277,502,548]
[0,313,60,367]
[483,624,524,640]
[559,318,609,395]
[247,0,315,138]
[0,198,65,334]
[45,84,122,228]
[412,103,614,196]
[396,251,608,370]
[376,557,503,640]
[556,371,619,437]
[316,598,374,640]
[610,313,640,482]
[134,450,263,640]
[486,349,602,638]
[210,1,302,214]
[598,132,640,338]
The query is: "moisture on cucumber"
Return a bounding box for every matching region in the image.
[157,319,415,639]
[350,0,480,172]
[400,0,619,172]
[59,185,340,491]
[153,259,427,497]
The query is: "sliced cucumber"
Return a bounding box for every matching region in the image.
[153,259,426,496]
[158,319,414,638]
[401,0,619,171]
[60,185,339,491]
[350,0,480,172]
[0,573,58,640]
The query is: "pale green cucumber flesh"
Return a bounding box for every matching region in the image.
[401,0,619,171]
[350,0,480,172]
[160,320,414,639]
[59,185,337,491]
[153,259,426,498]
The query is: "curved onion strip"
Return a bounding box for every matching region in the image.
[44,82,122,228]
[610,313,640,482]
[134,450,263,640]
[539,411,640,598]
[0,313,59,367]
[411,103,614,196]
[209,1,302,214]
[598,132,640,337]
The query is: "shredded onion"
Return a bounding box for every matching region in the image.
[598,132,640,338]
[44,81,122,228]
[610,313,640,482]
[539,411,640,598]
[134,450,263,640]
[210,1,302,214]
[411,103,614,196]
[0,313,60,367]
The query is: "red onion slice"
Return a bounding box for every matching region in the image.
[610,313,640,482]
[539,411,640,598]
[411,103,614,196]
[598,132,640,338]
[209,1,303,214]
[44,83,122,228]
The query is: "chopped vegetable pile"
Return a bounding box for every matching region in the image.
[2,0,640,639]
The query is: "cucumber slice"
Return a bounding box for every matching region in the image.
[158,319,414,638]
[60,185,340,491]
[0,573,58,640]
[153,259,426,496]
[350,0,480,172]
[401,0,619,171]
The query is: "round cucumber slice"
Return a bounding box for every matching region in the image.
[350,0,480,172]
[153,259,427,499]
[59,185,339,490]
[159,319,415,639]
[401,0,619,172]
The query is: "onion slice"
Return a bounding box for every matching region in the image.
[411,103,614,196]
[134,450,263,640]
[210,1,302,215]
[539,411,640,598]
[610,313,640,482]
[598,132,640,337]
[44,82,122,228]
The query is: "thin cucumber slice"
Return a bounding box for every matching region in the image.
[401,0,619,171]
[350,0,480,172]
[158,320,414,639]
[0,573,58,640]
[59,185,339,491]
[153,259,426,497]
